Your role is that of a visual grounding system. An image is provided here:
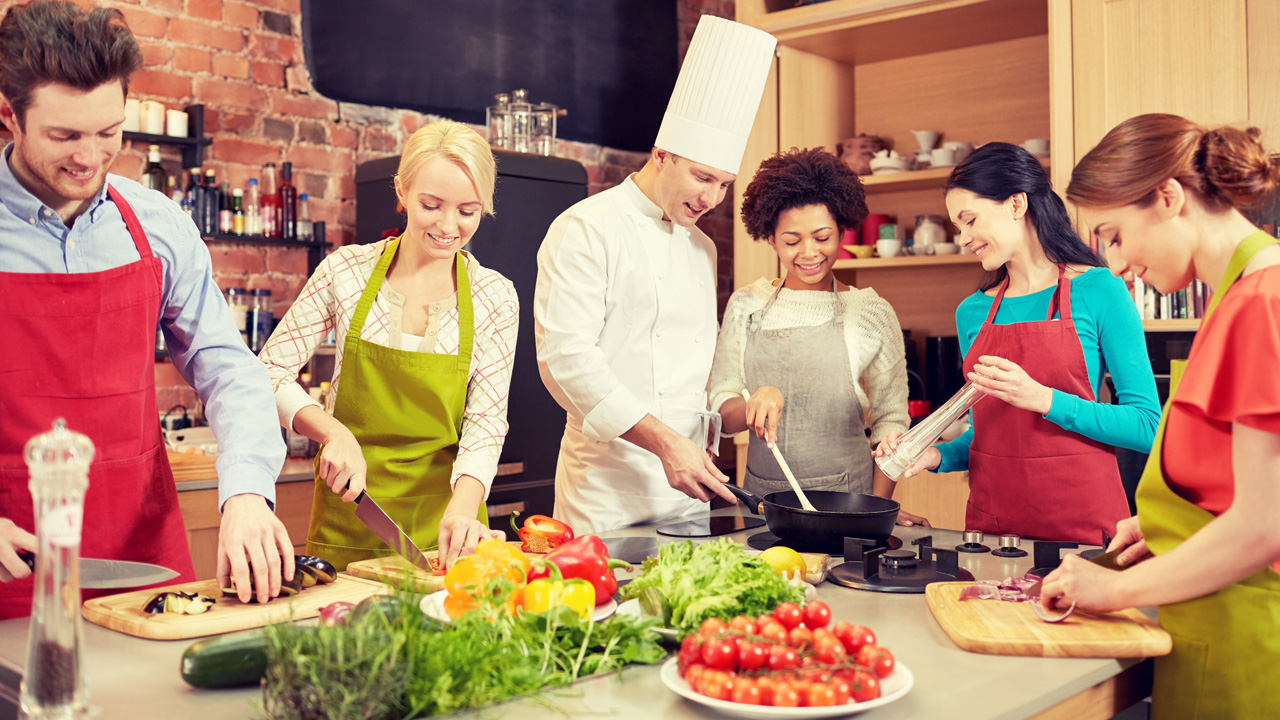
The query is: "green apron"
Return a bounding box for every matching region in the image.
[1137,230,1280,720]
[307,240,487,570]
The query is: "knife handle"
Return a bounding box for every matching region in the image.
[16,550,35,572]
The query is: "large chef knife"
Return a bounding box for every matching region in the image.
[17,550,179,589]
[353,491,435,572]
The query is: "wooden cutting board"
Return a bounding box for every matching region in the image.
[82,573,387,640]
[926,582,1172,658]
[345,555,446,594]
[166,450,218,482]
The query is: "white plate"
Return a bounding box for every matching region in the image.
[616,598,680,642]
[419,590,616,623]
[659,656,914,719]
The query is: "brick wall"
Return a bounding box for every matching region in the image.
[0,0,735,415]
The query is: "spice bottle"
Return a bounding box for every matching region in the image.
[20,419,94,718]
[248,288,273,354]
[224,287,249,345]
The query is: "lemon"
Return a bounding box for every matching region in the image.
[759,546,806,579]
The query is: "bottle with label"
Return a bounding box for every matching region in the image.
[187,169,203,225]
[202,169,217,236]
[224,287,249,345]
[166,176,182,205]
[244,178,261,236]
[248,288,273,353]
[141,145,167,192]
[280,162,298,241]
[297,192,312,241]
[218,182,233,235]
[19,419,94,717]
[261,164,281,239]
[231,189,244,236]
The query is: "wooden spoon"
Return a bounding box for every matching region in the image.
[740,390,818,512]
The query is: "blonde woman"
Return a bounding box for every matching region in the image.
[261,121,518,570]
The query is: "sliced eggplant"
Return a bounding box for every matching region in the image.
[295,555,337,584]
[143,591,215,615]
[222,572,303,603]
[296,566,319,588]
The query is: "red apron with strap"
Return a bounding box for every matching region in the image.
[963,266,1130,545]
[0,185,195,620]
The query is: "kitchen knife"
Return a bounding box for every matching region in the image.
[17,550,179,590]
[1025,548,1125,599]
[353,490,435,572]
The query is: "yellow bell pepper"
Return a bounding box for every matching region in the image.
[443,538,530,616]
[521,560,596,620]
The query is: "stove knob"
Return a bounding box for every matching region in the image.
[956,530,991,554]
[992,534,1029,558]
[964,531,984,545]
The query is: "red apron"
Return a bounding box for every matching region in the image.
[963,266,1129,545]
[0,186,195,620]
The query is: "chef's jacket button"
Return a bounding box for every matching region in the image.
[658,274,664,281]
[28,217,35,224]
[430,304,439,312]
[655,331,663,338]
[68,240,75,250]
[694,337,701,343]
[427,328,437,336]
[659,390,667,396]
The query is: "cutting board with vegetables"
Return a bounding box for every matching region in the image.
[82,573,388,640]
[926,582,1172,658]
[345,555,446,593]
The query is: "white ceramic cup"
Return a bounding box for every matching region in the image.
[140,100,165,134]
[943,141,974,163]
[911,129,940,151]
[876,239,903,258]
[1023,138,1049,155]
[123,98,140,132]
[165,109,188,137]
[931,147,956,167]
[933,242,959,255]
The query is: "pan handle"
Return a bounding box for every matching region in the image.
[723,483,765,516]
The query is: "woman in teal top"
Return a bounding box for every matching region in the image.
[884,142,1160,543]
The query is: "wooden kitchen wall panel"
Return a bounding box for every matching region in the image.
[894,469,969,532]
[1072,0,1249,163]
[778,45,858,151]
[837,263,986,342]
[854,34,1050,156]
[736,54,782,289]
[1248,0,1280,143]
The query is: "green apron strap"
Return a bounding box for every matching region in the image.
[1204,230,1278,318]
[455,251,473,372]
[347,236,400,341]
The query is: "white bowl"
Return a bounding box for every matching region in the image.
[876,239,903,258]
[933,242,959,255]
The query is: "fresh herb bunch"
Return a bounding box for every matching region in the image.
[260,583,665,720]
[619,538,804,631]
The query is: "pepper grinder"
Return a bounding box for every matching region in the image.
[20,419,94,718]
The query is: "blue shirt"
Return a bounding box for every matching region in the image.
[936,267,1161,473]
[0,144,283,510]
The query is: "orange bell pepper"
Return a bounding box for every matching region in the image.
[442,537,530,617]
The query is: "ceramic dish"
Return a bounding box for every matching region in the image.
[419,590,617,623]
[616,598,680,642]
[660,656,914,718]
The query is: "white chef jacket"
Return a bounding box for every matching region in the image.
[534,176,720,533]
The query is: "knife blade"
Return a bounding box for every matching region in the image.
[353,490,435,572]
[17,551,179,590]
[1026,548,1125,599]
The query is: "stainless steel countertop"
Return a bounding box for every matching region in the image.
[0,511,1148,719]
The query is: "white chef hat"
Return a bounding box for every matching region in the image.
[655,15,777,175]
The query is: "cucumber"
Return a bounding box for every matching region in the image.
[180,629,269,689]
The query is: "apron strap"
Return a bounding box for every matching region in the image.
[1204,230,1279,319]
[984,279,1008,323]
[347,236,400,341]
[106,185,155,261]
[454,251,473,372]
[1047,264,1070,321]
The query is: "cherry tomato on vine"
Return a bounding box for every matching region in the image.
[699,617,729,637]
[772,680,801,707]
[835,622,876,654]
[759,622,788,643]
[802,601,832,629]
[788,626,813,648]
[774,601,804,630]
[701,637,737,670]
[731,677,763,705]
[738,641,768,671]
[729,615,758,635]
[768,644,800,671]
[857,644,895,678]
[807,682,838,707]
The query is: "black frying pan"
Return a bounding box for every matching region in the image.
[725,484,899,548]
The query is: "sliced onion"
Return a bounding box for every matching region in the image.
[1031,598,1076,623]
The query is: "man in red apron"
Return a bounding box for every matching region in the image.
[0,1,292,619]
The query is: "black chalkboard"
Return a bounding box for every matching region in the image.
[301,0,679,152]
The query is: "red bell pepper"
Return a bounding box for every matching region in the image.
[525,534,630,603]
[510,512,575,554]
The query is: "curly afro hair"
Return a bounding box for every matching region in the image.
[740,147,868,241]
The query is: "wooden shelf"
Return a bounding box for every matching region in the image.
[1143,319,1201,332]
[862,156,1048,194]
[121,105,210,168]
[203,232,329,249]
[749,0,1048,66]
[833,253,980,270]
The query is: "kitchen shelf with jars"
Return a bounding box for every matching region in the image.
[121,104,211,169]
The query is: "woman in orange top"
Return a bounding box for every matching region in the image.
[1041,114,1280,720]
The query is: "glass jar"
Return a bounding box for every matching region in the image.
[913,214,948,249]
[532,103,558,156]
[486,93,511,149]
[224,287,249,346]
[20,419,94,718]
[509,89,532,154]
[248,288,273,354]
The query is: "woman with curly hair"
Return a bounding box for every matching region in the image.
[709,148,923,523]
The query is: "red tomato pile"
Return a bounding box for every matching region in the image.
[675,601,896,707]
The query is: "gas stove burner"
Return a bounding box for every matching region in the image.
[827,535,974,593]
[746,531,902,555]
[955,530,991,554]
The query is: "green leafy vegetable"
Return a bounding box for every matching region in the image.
[259,587,664,720]
[619,538,804,631]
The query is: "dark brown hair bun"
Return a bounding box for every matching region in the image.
[1200,125,1280,208]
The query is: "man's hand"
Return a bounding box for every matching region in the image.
[660,434,736,504]
[218,494,294,604]
[0,519,36,583]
